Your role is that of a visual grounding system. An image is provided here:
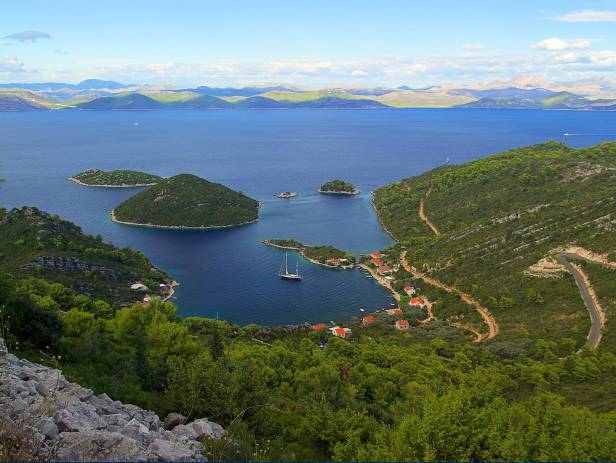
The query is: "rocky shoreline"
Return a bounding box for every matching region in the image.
[110,208,259,231]
[318,188,359,195]
[263,240,355,269]
[69,178,159,188]
[0,336,224,461]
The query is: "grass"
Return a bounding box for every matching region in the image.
[144,91,200,103]
[261,89,355,102]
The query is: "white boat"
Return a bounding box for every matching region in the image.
[276,191,297,199]
[359,308,365,312]
[279,252,303,281]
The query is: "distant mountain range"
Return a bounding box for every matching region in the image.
[1,77,615,111]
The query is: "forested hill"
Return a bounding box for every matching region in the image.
[373,141,616,348]
[112,174,259,228]
[0,207,170,305]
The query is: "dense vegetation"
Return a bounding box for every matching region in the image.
[265,239,355,266]
[373,141,616,348]
[0,207,169,305]
[70,168,162,186]
[1,208,616,460]
[319,179,358,194]
[2,269,616,461]
[112,174,259,228]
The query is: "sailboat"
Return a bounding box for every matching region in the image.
[279,252,303,281]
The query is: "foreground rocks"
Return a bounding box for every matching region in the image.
[0,337,224,461]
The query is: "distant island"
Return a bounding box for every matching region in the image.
[264,239,355,269]
[3,76,616,112]
[319,179,359,195]
[112,173,259,229]
[69,169,162,187]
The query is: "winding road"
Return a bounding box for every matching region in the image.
[400,251,499,342]
[555,252,605,348]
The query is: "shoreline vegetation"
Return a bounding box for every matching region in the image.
[111,208,259,230]
[111,174,260,229]
[263,239,355,269]
[69,169,162,187]
[318,179,359,195]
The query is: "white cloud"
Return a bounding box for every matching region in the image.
[463,43,486,50]
[531,38,591,51]
[551,10,616,22]
[0,57,28,73]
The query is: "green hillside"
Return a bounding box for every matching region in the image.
[373,141,616,350]
[76,92,163,109]
[0,90,59,110]
[70,169,162,187]
[112,174,259,228]
[0,207,170,305]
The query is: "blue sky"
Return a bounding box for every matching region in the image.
[2,0,616,87]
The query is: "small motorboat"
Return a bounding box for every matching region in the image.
[276,191,297,199]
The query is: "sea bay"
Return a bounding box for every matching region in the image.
[1,108,614,325]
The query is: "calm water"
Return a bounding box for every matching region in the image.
[1,109,615,325]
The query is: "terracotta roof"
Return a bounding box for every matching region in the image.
[396,319,410,329]
[313,323,328,331]
[386,308,403,315]
[362,315,375,322]
[372,257,383,267]
[410,297,425,305]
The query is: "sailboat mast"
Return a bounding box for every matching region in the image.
[285,252,289,274]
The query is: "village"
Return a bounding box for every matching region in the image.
[311,249,430,340]
[129,279,178,306]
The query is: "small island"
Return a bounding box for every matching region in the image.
[112,174,260,229]
[318,179,359,195]
[70,169,162,187]
[264,239,355,269]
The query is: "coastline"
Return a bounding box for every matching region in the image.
[359,262,400,300]
[111,208,259,230]
[318,189,360,195]
[370,191,397,242]
[69,177,159,188]
[263,240,355,269]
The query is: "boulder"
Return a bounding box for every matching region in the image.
[147,438,202,461]
[164,412,187,431]
[0,335,223,461]
[56,430,147,461]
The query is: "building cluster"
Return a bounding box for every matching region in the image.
[312,323,353,339]
[370,251,394,276]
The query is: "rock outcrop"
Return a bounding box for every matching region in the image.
[0,337,224,461]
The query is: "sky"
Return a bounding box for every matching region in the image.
[1,0,616,87]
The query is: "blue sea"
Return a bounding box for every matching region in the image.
[1,109,615,325]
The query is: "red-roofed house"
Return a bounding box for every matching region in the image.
[378,265,393,275]
[330,326,352,339]
[372,257,383,267]
[395,319,410,331]
[362,315,376,326]
[404,286,416,296]
[385,308,403,316]
[370,251,384,259]
[326,258,341,266]
[313,323,328,331]
[409,297,426,308]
